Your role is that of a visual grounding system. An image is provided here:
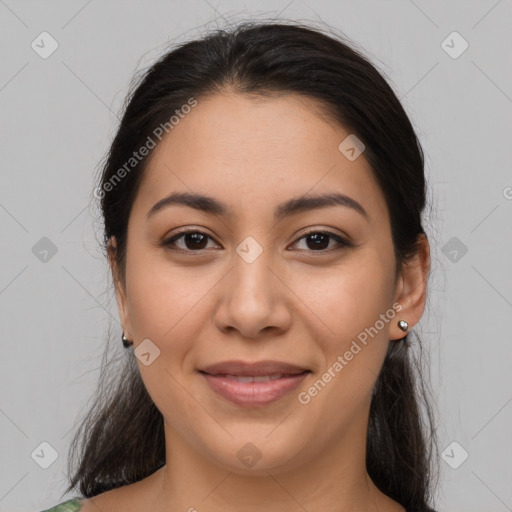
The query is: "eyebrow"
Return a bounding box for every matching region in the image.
[146,191,368,222]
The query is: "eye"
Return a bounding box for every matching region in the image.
[291,230,351,253]
[163,230,219,252]
[162,229,351,254]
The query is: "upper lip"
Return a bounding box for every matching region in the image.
[199,360,310,377]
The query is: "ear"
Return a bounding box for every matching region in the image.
[107,236,132,341]
[390,233,430,340]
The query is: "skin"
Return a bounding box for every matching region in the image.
[82,91,429,512]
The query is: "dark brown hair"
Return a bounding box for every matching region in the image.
[66,20,440,511]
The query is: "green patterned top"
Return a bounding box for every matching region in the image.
[40,498,82,511]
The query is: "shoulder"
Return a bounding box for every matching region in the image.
[75,483,149,512]
[39,498,83,511]
[78,467,165,512]
[48,467,163,512]
[41,491,128,512]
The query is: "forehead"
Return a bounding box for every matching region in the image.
[133,92,388,225]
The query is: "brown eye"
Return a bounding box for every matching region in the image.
[291,231,351,252]
[163,230,218,251]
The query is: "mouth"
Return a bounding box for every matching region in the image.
[199,359,310,376]
[202,373,302,382]
[198,360,311,407]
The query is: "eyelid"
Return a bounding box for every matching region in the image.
[293,227,351,247]
[163,228,221,253]
[162,227,352,253]
[293,230,351,252]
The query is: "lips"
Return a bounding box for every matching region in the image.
[199,360,311,407]
[200,359,309,377]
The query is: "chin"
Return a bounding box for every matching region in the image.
[201,431,311,476]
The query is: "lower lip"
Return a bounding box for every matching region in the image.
[201,372,309,407]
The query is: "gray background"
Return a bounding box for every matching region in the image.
[1,1,511,511]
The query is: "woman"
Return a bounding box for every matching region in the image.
[42,20,439,512]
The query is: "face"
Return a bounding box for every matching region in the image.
[111,91,424,476]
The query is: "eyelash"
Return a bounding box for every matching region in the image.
[162,229,351,255]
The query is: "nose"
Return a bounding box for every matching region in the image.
[214,247,292,339]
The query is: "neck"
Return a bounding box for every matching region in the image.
[148,410,397,512]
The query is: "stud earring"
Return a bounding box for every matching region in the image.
[397,320,409,332]
[122,332,132,348]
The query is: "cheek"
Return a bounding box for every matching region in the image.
[294,264,394,430]
[124,258,209,418]
[127,276,201,348]
[125,270,174,340]
[293,257,394,347]
[124,248,219,364]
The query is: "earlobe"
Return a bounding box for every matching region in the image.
[391,234,430,340]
